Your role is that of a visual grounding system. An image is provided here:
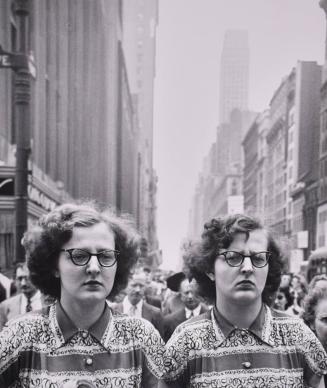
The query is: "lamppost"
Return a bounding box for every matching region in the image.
[0,1,33,265]
[12,0,31,263]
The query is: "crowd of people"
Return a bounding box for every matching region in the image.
[0,202,327,387]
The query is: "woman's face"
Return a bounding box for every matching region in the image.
[57,222,117,308]
[211,229,269,307]
[273,291,287,310]
[314,298,327,351]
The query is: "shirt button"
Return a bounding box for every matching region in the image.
[242,361,251,369]
[81,331,88,339]
[85,357,93,366]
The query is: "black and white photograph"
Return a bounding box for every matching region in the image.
[1,1,327,387]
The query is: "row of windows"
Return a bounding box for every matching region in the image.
[318,209,327,224]
[319,183,327,203]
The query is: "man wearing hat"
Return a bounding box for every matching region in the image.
[162,275,208,342]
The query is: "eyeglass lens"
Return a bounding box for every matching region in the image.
[67,248,117,266]
[223,251,269,267]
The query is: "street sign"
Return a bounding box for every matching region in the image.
[297,230,309,249]
[0,53,11,68]
[0,45,36,77]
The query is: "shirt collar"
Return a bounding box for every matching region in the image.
[185,303,202,318]
[123,295,143,313]
[55,300,111,345]
[212,304,274,347]
[22,289,42,302]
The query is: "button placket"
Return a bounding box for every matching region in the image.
[82,331,88,339]
[85,357,93,366]
[242,361,252,369]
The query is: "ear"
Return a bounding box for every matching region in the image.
[53,269,60,278]
[206,272,215,282]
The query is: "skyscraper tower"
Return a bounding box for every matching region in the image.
[219,30,249,124]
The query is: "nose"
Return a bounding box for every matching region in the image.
[21,278,27,286]
[240,256,254,273]
[86,255,101,275]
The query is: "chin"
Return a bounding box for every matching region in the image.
[234,292,259,304]
[81,292,106,303]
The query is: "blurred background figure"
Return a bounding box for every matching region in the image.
[162,277,208,342]
[138,266,162,309]
[279,272,292,290]
[308,275,327,293]
[273,272,294,311]
[161,272,186,315]
[303,286,327,351]
[0,267,16,303]
[0,262,45,330]
[273,289,289,311]
[272,287,293,311]
[303,285,327,388]
[112,272,163,336]
[286,273,308,316]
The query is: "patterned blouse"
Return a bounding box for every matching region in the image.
[0,301,165,387]
[163,305,327,388]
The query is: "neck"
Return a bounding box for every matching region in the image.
[216,298,262,328]
[60,296,106,329]
[24,289,37,299]
[186,304,199,311]
[128,296,142,306]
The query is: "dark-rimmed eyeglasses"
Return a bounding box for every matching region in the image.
[218,251,271,268]
[60,248,119,267]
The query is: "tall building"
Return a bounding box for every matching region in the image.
[219,30,249,125]
[0,1,159,270]
[261,62,321,271]
[265,75,291,236]
[121,0,160,267]
[317,0,327,250]
[188,29,252,237]
[287,62,321,262]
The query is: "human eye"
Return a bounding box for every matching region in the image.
[224,251,242,266]
[252,252,268,267]
[98,250,116,265]
[71,249,89,263]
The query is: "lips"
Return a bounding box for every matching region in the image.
[84,280,102,286]
[236,280,255,287]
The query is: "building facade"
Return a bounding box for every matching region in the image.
[317,0,327,251]
[219,30,249,124]
[0,0,159,270]
[121,0,160,267]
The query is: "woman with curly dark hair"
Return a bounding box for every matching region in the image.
[303,285,327,388]
[161,214,327,388]
[303,285,327,351]
[0,202,164,387]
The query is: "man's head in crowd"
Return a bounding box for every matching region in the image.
[16,263,37,298]
[126,272,147,306]
[179,278,201,311]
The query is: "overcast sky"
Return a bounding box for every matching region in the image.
[153,0,325,270]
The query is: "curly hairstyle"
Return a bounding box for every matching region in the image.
[308,274,327,293]
[303,286,327,330]
[183,214,284,305]
[22,202,140,300]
